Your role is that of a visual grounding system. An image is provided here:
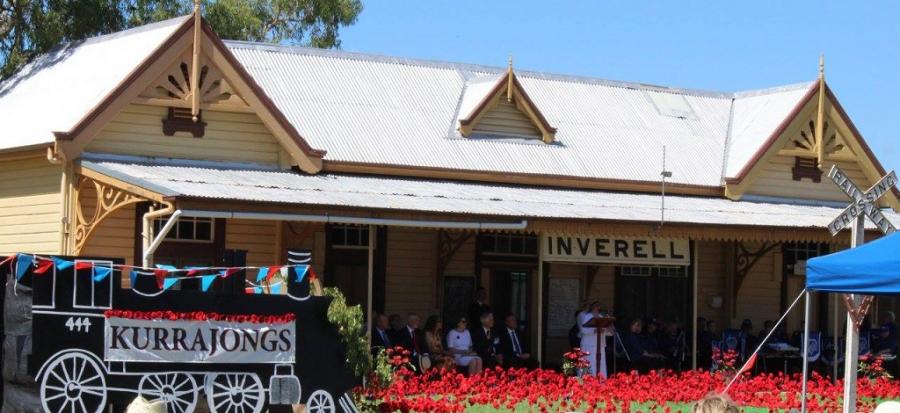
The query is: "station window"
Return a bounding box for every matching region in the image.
[330,225,370,249]
[481,234,538,256]
[620,266,686,278]
[154,217,214,243]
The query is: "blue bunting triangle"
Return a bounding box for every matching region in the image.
[256,267,268,282]
[162,278,178,290]
[15,254,32,280]
[129,270,138,288]
[52,257,73,271]
[155,264,176,270]
[254,286,262,294]
[293,266,308,283]
[270,283,281,294]
[92,267,112,282]
[201,275,216,292]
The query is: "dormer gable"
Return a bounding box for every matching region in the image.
[52,12,325,173]
[457,63,556,144]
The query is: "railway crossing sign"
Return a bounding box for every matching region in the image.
[826,164,898,413]
[826,166,897,236]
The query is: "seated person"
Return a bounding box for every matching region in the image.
[738,319,758,363]
[446,317,483,375]
[371,313,393,356]
[396,313,429,371]
[624,319,665,373]
[873,326,898,356]
[423,315,454,370]
[471,312,503,368]
[640,318,664,356]
[498,313,539,369]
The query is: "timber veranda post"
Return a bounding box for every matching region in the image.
[842,214,865,413]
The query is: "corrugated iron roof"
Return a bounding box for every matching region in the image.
[82,157,898,231]
[227,42,813,186]
[0,16,189,150]
[0,19,820,187]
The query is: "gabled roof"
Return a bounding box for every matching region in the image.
[0,16,189,151]
[0,18,868,191]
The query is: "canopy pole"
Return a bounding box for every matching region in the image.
[843,214,865,413]
[801,290,811,413]
[833,293,839,383]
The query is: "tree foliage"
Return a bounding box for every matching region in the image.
[0,0,362,79]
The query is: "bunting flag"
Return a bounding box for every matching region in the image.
[254,286,262,294]
[0,254,16,268]
[201,275,217,292]
[256,267,269,282]
[270,283,281,294]
[155,264,176,271]
[186,267,206,277]
[129,269,138,287]
[293,266,308,283]
[162,278,178,291]
[33,259,55,275]
[154,269,168,290]
[92,267,112,282]
[52,257,73,271]
[265,266,282,282]
[74,261,94,270]
[15,253,33,280]
[222,268,241,278]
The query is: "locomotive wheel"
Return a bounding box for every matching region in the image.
[205,372,265,413]
[40,352,107,413]
[139,373,197,413]
[306,390,335,413]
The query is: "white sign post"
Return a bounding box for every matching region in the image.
[826,165,897,413]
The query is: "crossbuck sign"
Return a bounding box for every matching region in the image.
[826,166,897,236]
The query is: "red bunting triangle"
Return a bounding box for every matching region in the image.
[0,254,16,268]
[33,259,54,275]
[154,269,168,290]
[244,287,256,294]
[265,266,283,281]
[222,268,240,278]
[308,266,318,281]
[75,261,94,270]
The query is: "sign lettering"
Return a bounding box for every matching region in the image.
[826,166,897,236]
[104,317,295,364]
[543,235,689,265]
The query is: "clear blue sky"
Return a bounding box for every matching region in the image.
[341,1,900,174]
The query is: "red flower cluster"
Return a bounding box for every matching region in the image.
[103,309,295,324]
[562,348,591,376]
[356,367,900,412]
[386,346,413,369]
[711,348,739,375]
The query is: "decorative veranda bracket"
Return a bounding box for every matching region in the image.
[732,241,781,317]
[72,176,153,254]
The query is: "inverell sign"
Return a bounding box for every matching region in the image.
[542,235,689,266]
[104,317,295,364]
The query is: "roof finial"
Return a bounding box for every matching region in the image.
[818,54,825,80]
[815,53,826,168]
[190,0,202,122]
[507,54,513,102]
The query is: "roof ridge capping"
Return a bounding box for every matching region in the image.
[731,81,816,99]
[226,41,800,99]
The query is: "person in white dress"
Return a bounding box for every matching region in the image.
[446,316,483,375]
[579,301,613,378]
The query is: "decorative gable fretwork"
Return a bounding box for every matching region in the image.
[139,51,249,111]
[778,118,856,162]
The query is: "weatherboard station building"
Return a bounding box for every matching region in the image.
[1,15,898,365]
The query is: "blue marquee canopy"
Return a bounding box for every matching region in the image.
[807,231,900,294]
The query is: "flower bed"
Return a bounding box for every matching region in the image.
[357,368,900,412]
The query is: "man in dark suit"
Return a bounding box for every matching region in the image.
[468,287,492,329]
[395,313,429,372]
[371,313,393,356]
[471,312,503,368]
[498,313,539,369]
